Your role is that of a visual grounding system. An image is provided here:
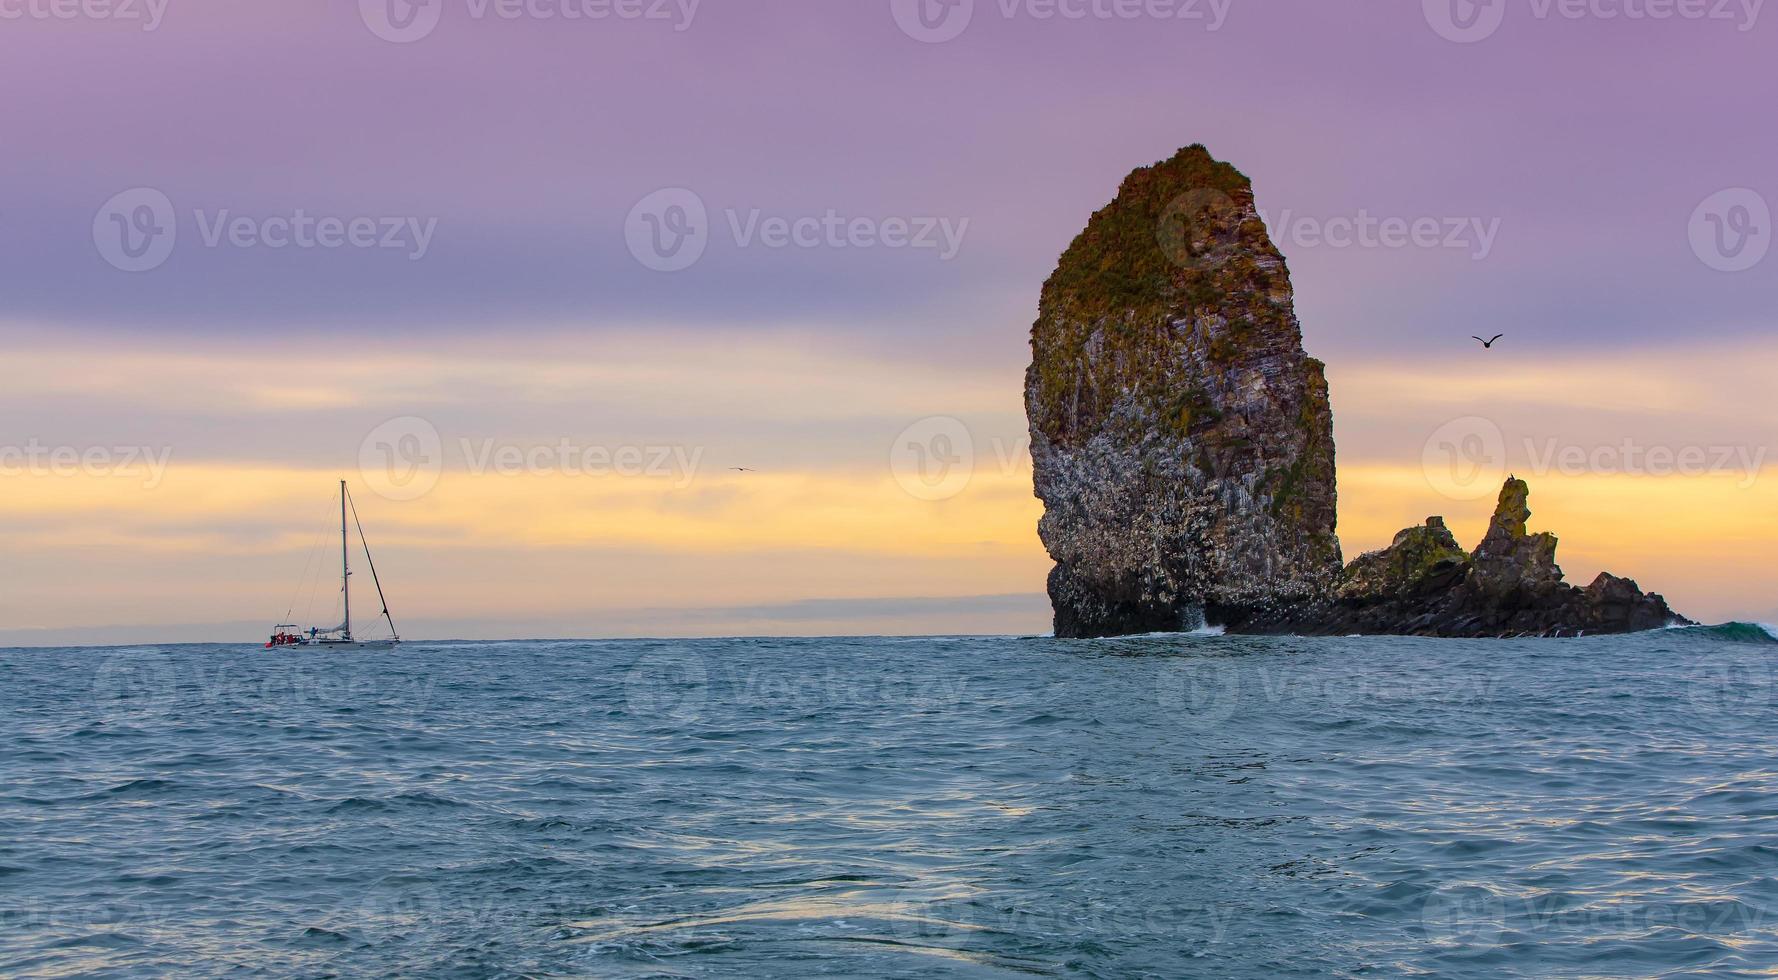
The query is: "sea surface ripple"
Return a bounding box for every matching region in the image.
[4,627,1778,977]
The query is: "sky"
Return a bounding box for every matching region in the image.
[1,0,1774,642]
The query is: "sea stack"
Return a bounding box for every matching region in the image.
[1025,145,1686,638]
[1025,145,1342,637]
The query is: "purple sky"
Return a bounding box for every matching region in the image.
[4,0,1771,356]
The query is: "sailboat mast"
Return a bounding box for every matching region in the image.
[340,479,351,639]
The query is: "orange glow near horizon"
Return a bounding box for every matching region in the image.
[1,330,1773,639]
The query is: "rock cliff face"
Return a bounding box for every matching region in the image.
[1025,145,1343,638]
[1026,145,1686,638]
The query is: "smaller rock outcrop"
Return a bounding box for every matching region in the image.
[1468,479,1564,601]
[1338,517,1469,603]
[1225,478,1687,637]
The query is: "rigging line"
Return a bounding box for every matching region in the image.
[303,485,340,626]
[346,486,399,640]
[282,487,336,623]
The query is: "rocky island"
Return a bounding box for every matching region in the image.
[1025,145,1684,638]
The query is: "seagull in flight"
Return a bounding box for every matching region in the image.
[1472,334,1504,349]
[729,467,757,473]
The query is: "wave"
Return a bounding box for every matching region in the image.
[1670,622,1778,644]
[1079,627,1228,641]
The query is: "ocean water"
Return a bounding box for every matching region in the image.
[4,627,1778,978]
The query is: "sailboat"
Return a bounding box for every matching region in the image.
[266,481,402,649]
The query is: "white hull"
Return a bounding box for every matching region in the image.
[310,638,401,650]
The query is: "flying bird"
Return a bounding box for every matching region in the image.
[1472,334,1504,349]
[729,467,757,473]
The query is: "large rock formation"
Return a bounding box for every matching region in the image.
[1026,145,1341,637]
[1026,145,1686,638]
